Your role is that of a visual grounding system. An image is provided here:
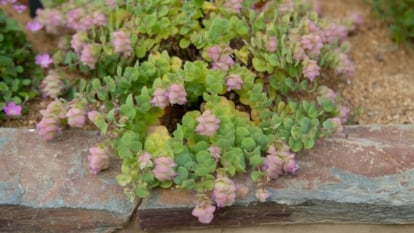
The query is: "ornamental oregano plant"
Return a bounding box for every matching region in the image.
[0,8,42,120]
[32,0,359,223]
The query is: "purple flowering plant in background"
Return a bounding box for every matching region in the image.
[28,0,362,224]
[0,6,42,121]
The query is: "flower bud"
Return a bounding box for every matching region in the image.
[212,175,236,207]
[265,36,278,52]
[226,74,244,91]
[208,145,221,162]
[87,110,103,124]
[88,146,110,174]
[40,70,65,99]
[36,99,66,141]
[256,188,271,202]
[195,110,220,136]
[167,83,187,105]
[152,156,176,182]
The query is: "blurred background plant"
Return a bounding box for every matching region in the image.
[0,8,42,121]
[369,0,414,44]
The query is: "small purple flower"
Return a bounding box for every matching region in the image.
[88,146,110,174]
[138,152,153,170]
[256,188,271,202]
[192,200,216,224]
[226,74,244,91]
[167,83,187,105]
[35,54,53,68]
[3,102,22,117]
[152,156,176,182]
[212,175,236,207]
[13,4,26,13]
[195,110,220,136]
[151,87,169,108]
[302,59,320,81]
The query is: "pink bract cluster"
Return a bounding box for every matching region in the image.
[195,110,220,136]
[65,101,87,128]
[262,144,298,179]
[88,146,110,174]
[225,74,244,91]
[192,200,216,224]
[36,99,66,141]
[112,31,132,56]
[207,46,234,71]
[223,0,243,13]
[151,83,187,108]
[152,156,177,182]
[212,175,236,207]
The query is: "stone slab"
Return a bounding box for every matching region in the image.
[137,125,414,232]
[0,128,137,233]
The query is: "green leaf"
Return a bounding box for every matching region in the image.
[174,166,189,184]
[252,57,267,72]
[135,184,150,198]
[251,171,264,182]
[119,94,136,119]
[249,154,263,167]
[179,38,191,49]
[208,17,230,42]
[116,174,132,186]
[181,179,196,190]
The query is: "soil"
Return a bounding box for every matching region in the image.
[1,0,414,128]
